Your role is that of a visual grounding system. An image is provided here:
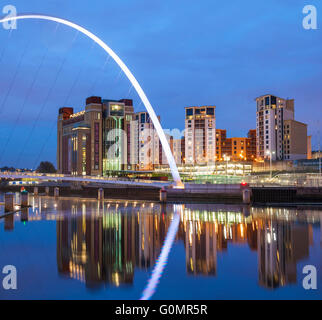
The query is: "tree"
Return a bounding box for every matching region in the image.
[36,161,57,174]
[0,166,15,172]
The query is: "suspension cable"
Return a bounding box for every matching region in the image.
[34,33,100,169]
[16,30,79,168]
[0,37,31,116]
[62,39,95,108]
[0,46,50,161]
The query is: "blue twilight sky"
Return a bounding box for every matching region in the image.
[0,0,321,168]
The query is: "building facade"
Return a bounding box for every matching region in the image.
[57,96,134,176]
[256,95,308,161]
[102,99,134,172]
[215,129,256,161]
[172,137,185,165]
[256,95,295,161]
[160,133,174,166]
[248,129,257,160]
[283,120,308,160]
[130,112,161,171]
[215,129,227,161]
[185,106,216,165]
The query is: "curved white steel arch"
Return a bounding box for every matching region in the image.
[0,14,183,187]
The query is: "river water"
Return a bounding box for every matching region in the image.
[0,194,321,300]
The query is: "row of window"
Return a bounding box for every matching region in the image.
[186,107,215,117]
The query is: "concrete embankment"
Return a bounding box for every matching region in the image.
[167,184,246,203]
[0,183,161,201]
[0,183,248,203]
[251,187,322,204]
[168,184,322,204]
[1,183,321,205]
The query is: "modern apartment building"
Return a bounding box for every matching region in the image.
[256,94,308,161]
[256,95,295,161]
[185,106,216,165]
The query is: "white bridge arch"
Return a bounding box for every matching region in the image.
[0,14,183,188]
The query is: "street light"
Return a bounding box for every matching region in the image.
[223,154,231,184]
[266,150,276,180]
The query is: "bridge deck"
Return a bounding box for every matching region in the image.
[0,173,169,189]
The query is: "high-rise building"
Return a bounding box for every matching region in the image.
[256,95,295,161]
[256,95,308,161]
[185,106,216,165]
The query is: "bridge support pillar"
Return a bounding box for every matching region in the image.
[98,188,104,201]
[34,187,38,196]
[54,187,59,198]
[4,193,14,212]
[160,188,167,203]
[242,188,251,205]
[45,187,50,196]
[21,191,29,208]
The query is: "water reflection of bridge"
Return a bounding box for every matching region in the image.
[1,197,320,290]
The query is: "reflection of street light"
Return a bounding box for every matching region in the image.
[266,150,276,180]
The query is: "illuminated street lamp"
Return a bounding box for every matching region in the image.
[266,150,276,180]
[223,154,231,183]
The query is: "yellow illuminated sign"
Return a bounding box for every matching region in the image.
[70,111,85,118]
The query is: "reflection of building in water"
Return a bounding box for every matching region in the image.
[247,222,258,251]
[320,212,322,246]
[56,202,169,288]
[102,212,134,286]
[180,206,257,276]
[183,220,217,276]
[3,196,319,290]
[258,221,312,289]
[53,200,318,289]
[4,215,14,231]
[180,206,314,286]
[136,212,169,269]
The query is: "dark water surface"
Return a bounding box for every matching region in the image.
[0,193,321,300]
